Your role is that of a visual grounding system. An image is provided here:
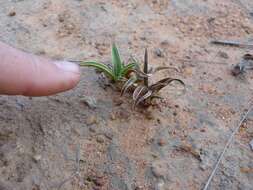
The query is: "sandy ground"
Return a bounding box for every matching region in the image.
[0,0,253,190]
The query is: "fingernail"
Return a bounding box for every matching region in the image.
[54,61,80,74]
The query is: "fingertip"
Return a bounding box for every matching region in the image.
[0,41,82,96]
[22,61,81,96]
[53,61,81,75]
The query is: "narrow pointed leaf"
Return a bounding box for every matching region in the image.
[144,48,148,86]
[121,75,138,96]
[150,78,185,92]
[133,86,148,101]
[80,61,115,80]
[112,44,123,79]
[135,90,152,107]
[151,95,164,100]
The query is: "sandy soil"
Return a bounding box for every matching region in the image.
[0,0,253,190]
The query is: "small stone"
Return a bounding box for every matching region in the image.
[154,48,164,57]
[81,97,97,109]
[158,139,166,146]
[160,40,170,46]
[33,155,41,162]
[89,126,96,133]
[96,136,104,143]
[207,17,215,23]
[218,51,229,59]
[249,139,253,151]
[58,16,65,22]
[140,36,146,41]
[200,129,206,132]
[103,132,113,140]
[93,177,104,186]
[110,113,116,120]
[157,118,161,124]
[8,11,16,17]
[134,186,143,190]
[86,116,97,125]
[151,153,159,158]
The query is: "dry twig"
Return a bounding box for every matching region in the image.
[203,104,253,190]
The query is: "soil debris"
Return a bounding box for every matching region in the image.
[232,54,253,76]
[8,11,16,17]
[81,96,97,109]
[86,115,98,125]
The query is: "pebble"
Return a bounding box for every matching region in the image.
[89,126,96,133]
[140,36,146,41]
[158,139,166,146]
[33,155,42,162]
[160,40,170,46]
[103,132,113,140]
[93,177,104,186]
[81,97,97,109]
[110,113,116,120]
[8,11,16,17]
[58,15,65,22]
[249,139,253,151]
[173,112,177,116]
[86,116,97,125]
[154,48,164,57]
[96,136,105,144]
[218,51,229,59]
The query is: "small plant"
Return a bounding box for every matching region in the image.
[121,49,185,108]
[80,44,138,82]
[80,44,184,108]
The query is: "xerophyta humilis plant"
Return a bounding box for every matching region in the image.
[80,44,185,108]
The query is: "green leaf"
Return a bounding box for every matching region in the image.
[112,44,123,79]
[80,61,115,80]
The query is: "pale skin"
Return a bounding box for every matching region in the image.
[0,41,80,96]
